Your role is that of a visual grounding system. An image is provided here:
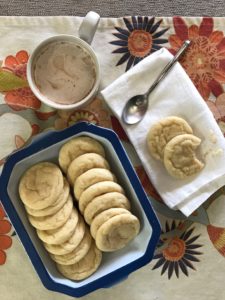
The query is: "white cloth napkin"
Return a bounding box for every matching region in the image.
[101,48,225,216]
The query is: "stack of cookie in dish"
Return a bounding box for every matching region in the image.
[18,136,141,280]
[59,136,140,252]
[19,162,102,281]
[147,116,205,179]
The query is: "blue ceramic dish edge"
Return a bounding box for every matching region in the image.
[0,122,161,297]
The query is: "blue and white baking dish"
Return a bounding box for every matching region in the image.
[0,122,161,297]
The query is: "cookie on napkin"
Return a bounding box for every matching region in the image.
[101,47,225,216]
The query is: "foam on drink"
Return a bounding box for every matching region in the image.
[33,41,96,104]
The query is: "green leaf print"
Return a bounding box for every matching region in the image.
[0,69,28,92]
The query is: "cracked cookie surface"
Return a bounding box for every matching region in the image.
[84,192,131,225]
[19,162,64,210]
[56,242,102,280]
[59,136,105,173]
[147,116,193,161]
[91,208,131,239]
[67,153,110,185]
[50,229,92,266]
[28,194,73,230]
[74,168,116,200]
[164,133,204,179]
[79,181,124,214]
[44,216,86,255]
[25,177,69,217]
[37,208,78,244]
[96,214,140,252]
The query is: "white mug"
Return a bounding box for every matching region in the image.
[27,11,100,110]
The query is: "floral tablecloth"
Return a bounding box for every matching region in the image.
[1,15,225,300]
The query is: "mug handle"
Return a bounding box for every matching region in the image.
[78,11,100,44]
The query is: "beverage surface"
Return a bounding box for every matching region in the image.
[33,41,96,104]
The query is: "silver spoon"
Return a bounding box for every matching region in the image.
[122,40,191,125]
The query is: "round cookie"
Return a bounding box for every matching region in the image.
[56,243,102,281]
[19,162,64,209]
[44,216,86,255]
[96,214,140,252]
[147,116,193,161]
[59,136,105,173]
[25,178,69,217]
[50,229,92,265]
[79,181,125,214]
[74,168,116,200]
[91,208,131,239]
[28,195,73,230]
[67,153,110,185]
[84,192,131,225]
[36,208,78,245]
[163,133,204,179]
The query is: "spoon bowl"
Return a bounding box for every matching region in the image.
[122,94,148,125]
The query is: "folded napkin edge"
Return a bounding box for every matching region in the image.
[101,47,225,216]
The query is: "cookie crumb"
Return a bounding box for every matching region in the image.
[212,148,223,157]
[203,148,223,158]
[209,129,217,144]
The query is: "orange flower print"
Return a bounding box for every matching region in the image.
[4,87,41,111]
[2,50,41,111]
[68,110,99,126]
[207,224,225,257]
[55,98,112,130]
[35,110,56,121]
[4,50,29,79]
[206,93,225,135]
[31,124,40,136]
[0,203,12,265]
[206,93,225,122]
[110,16,169,71]
[152,221,203,279]
[83,98,112,129]
[169,17,225,100]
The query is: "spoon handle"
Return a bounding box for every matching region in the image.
[146,40,191,95]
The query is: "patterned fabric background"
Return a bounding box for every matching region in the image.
[0,16,225,300]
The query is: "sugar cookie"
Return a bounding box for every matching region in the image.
[50,229,92,265]
[84,192,131,225]
[44,216,86,255]
[67,153,110,185]
[163,133,204,179]
[96,214,140,252]
[28,195,73,230]
[91,208,131,239]
[19,162,64,209]
[79,181,125,214]
[59,136,105,173]
[36,208,78,245]
[74,168,116,200]
[25,178,69,217]
[56,243,102,280]
[147,116,193,161]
